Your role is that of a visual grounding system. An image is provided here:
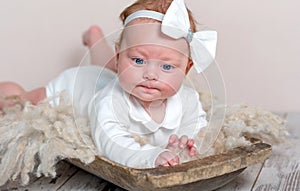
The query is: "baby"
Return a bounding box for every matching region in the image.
[0,0,217,168]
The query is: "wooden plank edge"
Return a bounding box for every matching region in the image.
[68,142,272,190]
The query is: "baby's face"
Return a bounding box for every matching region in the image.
[116,23,190,102]
[117,44,189,102]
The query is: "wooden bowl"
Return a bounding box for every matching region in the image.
[68,142,271,191]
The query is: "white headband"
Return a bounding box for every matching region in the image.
[123,0,217,73]
[124,10,164,26]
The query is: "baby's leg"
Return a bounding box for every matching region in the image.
[0,82,24,108]
[0,81,25,97]
[20,87,46,105]
[0,82,46,108]
[82,26,117,72]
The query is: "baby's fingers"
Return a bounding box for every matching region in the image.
[167,134,179,150]
[187,139,194,148]
[169,134,179,144]
[155,151,180,167]
[168,156,180,166]
[179,135,188,148]
[189,147,197,157]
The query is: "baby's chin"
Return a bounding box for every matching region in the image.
[131,93,176,103]
[133,95,164,103]
[123,86,177,102]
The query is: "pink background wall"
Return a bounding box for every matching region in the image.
[0,0,299,112]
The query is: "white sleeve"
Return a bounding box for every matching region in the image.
[45,66,116,116]
[89,95,166,168]
[177,88,207,139]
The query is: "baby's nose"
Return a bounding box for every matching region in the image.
[143,62,159,80]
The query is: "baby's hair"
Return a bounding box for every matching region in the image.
[120,0,197,32]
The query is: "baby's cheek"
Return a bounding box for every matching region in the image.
[161,85,177,98]
[119,77,134,93]
[162,78,183,95]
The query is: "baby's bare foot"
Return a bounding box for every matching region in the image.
[82,25,104,48]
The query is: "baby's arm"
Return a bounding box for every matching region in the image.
[82,26,117,72]
[89,94,169,168]
[175,86,208,157]
[93,121,170,168]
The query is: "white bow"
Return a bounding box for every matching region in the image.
[161,0,217,73]
[123,0,217,73]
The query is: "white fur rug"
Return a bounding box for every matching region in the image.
[0,93,288,186]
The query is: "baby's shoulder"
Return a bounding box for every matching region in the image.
[88,81,129,121]
[178,85,200,100]
[92,81,124,103]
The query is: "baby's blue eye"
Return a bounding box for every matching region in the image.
[132,58,145,65]
[161,64,174,71]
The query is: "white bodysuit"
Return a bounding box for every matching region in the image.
[46,66,207,168]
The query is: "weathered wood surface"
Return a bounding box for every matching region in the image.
[1,112,299,191]
[66,142,271,191]
[252,112,300,191]
[216,112,300,191]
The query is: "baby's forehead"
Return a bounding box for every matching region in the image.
[124,44,188,60]
[119,23,189,56]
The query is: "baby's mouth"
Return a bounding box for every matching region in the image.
[137,83,159,91]
[140,85,157,90]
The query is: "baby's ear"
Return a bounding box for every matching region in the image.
[185,60,193,74]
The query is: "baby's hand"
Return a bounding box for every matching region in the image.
[167,134,197,157]
[155,151,179,167]
[82,25,104,48]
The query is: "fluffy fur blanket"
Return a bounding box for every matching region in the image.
[0,93,288,186]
